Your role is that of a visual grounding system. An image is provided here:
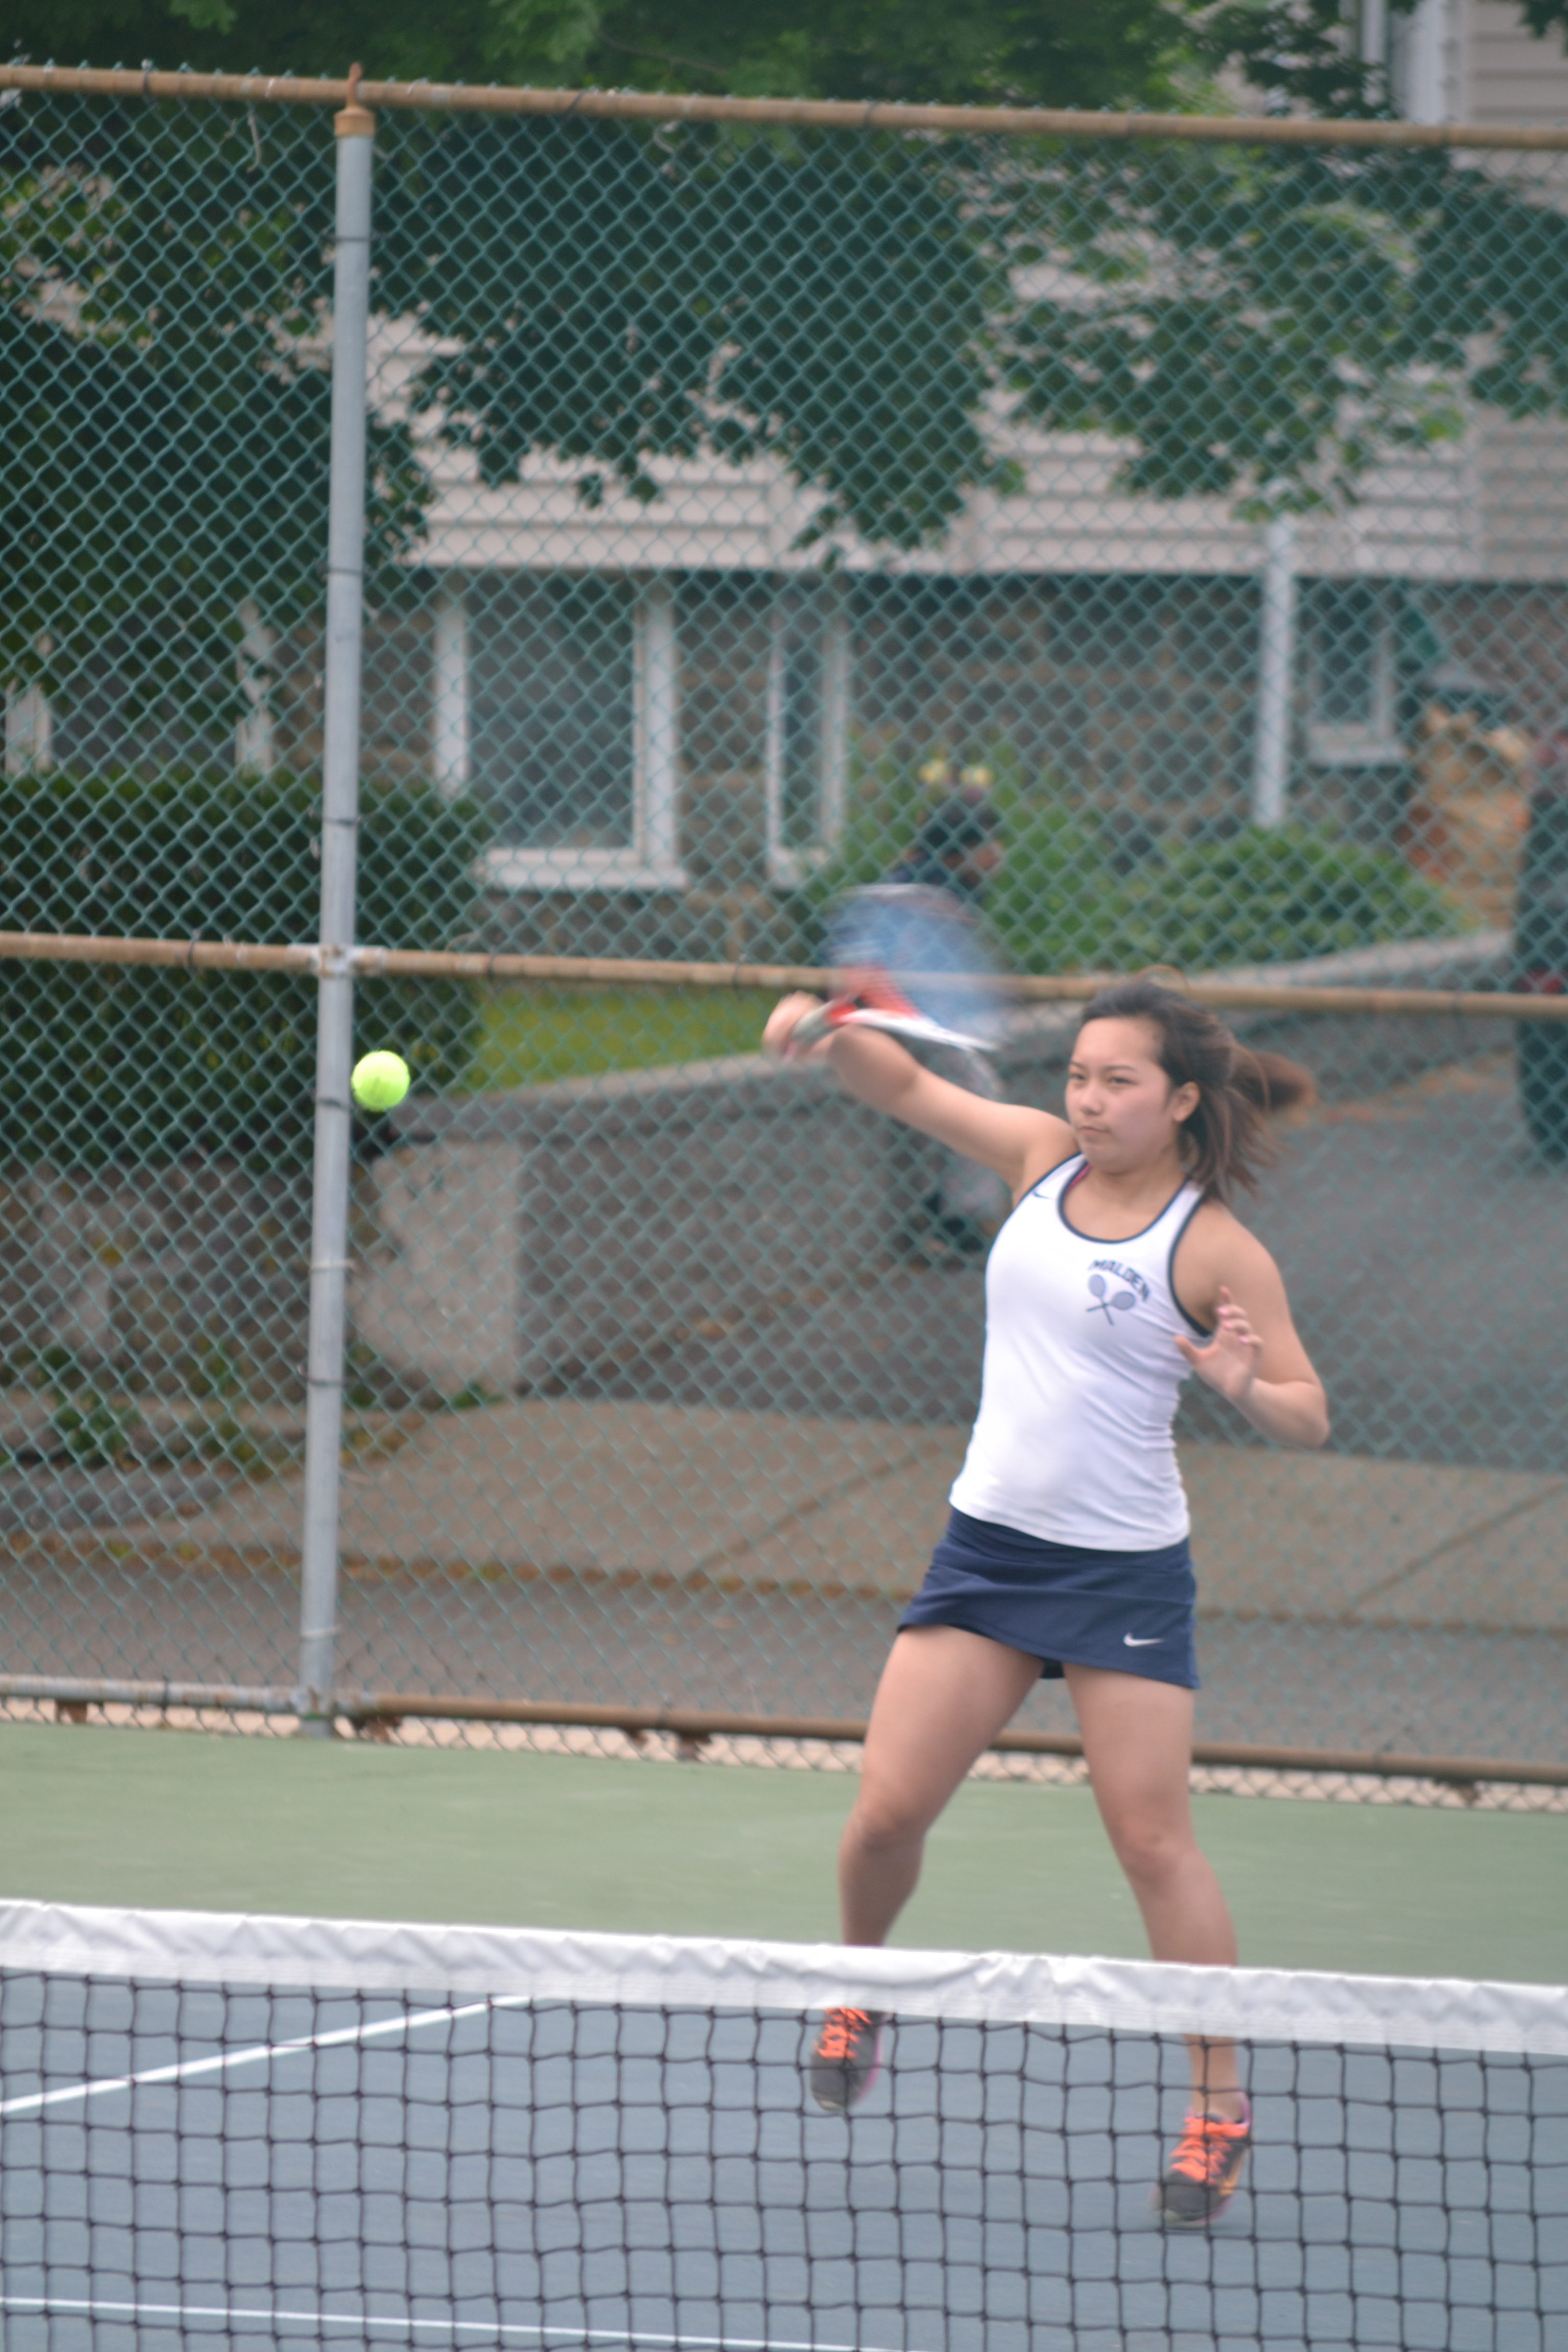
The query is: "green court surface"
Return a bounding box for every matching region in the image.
[0,1722,1562,1987]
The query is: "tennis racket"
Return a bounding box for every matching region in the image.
[786,883,1008,1060]
[787,976,993,1056]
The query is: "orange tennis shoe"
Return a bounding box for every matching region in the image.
[1154,2096,1252,2229]
[807,2005,886,2113]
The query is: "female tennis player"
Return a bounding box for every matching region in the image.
[763,974,1327,2228]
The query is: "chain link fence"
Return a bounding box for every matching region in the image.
[3,66,1567,1800]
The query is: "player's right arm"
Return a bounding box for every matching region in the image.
[764,992,1074,1198]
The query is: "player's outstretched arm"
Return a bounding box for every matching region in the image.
[764,992,1072,1196]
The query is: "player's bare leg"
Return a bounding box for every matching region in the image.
[808,1628,1037,2113]
[839,1626,1039,1946]
[1068,1663,1241,2097]
[1068,1660,1249,2221]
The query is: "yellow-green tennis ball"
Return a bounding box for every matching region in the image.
[351,1050,410,1113]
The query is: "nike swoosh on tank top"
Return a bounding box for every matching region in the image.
[947,1154,1206,1551]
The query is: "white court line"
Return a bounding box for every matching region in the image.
[0,1993,530,2118]
[0,2293,890,2352]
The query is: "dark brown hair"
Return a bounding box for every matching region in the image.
[1075,977,1316,1204]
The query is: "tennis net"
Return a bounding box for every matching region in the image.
[0,1899,1562,2350]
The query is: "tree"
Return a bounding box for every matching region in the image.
[998,129,1568,519]
[6,0,1198,108]
[15,0,1568,111]
[0,96,427,731]
[375,114,1013,552]
[473,0,1200,108]
[13,0,1568,576]
[1520,0,1568,40]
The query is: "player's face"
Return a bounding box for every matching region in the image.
[1065,1018,1199,1173]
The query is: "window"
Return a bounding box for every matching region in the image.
[431,573,684,890]
[1305,582,1402,768]
[764,586,851,886]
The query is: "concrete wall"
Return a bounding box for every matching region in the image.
[353,933,1512,1397]
[0,936,1506,1405]
[0,1161,313,1397]
[352,1055,904,1396]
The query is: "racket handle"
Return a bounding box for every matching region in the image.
[789,1001,836,1054]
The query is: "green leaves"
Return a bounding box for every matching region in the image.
[0,99,428,720]
[376,118,1008,551]
[17,88,1568,597]
[3,0,1196,107]
[168,0,240,26]
[1004,144,1440,516]
[0,770,489,1168]
[377,114,1568,549]
[994,135,1568,516]
[1104,824,1471,969]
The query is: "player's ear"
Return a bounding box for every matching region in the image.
[1170,1080,1200,1124]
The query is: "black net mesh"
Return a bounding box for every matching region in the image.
[1,1906,1564,2352]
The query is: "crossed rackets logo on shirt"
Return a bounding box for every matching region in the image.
[1087,1271,1139,1323]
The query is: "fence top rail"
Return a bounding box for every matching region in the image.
[1,928,1565,1018]
[6,62,1568,151]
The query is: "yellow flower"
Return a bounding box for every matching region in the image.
[960,763,994,789]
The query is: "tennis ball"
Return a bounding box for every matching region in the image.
[351,1050,410,1113]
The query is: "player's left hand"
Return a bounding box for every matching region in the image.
[1175,1285,1263,1405]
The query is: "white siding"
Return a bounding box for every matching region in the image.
[379,19,1568,594]
[1460,0,1568,122]
[411,423,1521,583]
[1476,416,1568,576]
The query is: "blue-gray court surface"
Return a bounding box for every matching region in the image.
[0,1723,1563,2352]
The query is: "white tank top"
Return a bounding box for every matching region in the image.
[948,1154,1206,1551]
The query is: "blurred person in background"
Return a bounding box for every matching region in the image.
[884,769,1010,1257]
[888,774,1006,900]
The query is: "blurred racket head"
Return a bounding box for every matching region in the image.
[820,883,1008,1047]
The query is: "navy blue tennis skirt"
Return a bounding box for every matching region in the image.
[899,1507,1199,1688]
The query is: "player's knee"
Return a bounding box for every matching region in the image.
[1108,1816,1192,1892]
[846,1785,927,1854]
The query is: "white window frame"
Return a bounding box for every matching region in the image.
[1305,581,1404,770]
[233,599,277,774]
[1390,0,1452,125]
[764,586,851,888]
[431,573,687,892]
[4,679,53,777]
[430,577,471,799]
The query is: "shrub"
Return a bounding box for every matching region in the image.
[1098,826,1472,972]
[0,769,489,1167]
[983,804,1121,972]
[801,770,1466,978]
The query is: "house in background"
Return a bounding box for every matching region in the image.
[337,0,1568,954]
[11,0,1568,961]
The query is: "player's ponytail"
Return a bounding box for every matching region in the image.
[1076,977,1315,1204]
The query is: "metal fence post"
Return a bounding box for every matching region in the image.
[295,77,376,1735]
[1251,513,1298,828]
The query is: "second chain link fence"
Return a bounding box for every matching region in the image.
[3,69,1566,1793]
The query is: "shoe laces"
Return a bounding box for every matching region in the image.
[1167,2108,1246,2186]
[816,2006,873,2062]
